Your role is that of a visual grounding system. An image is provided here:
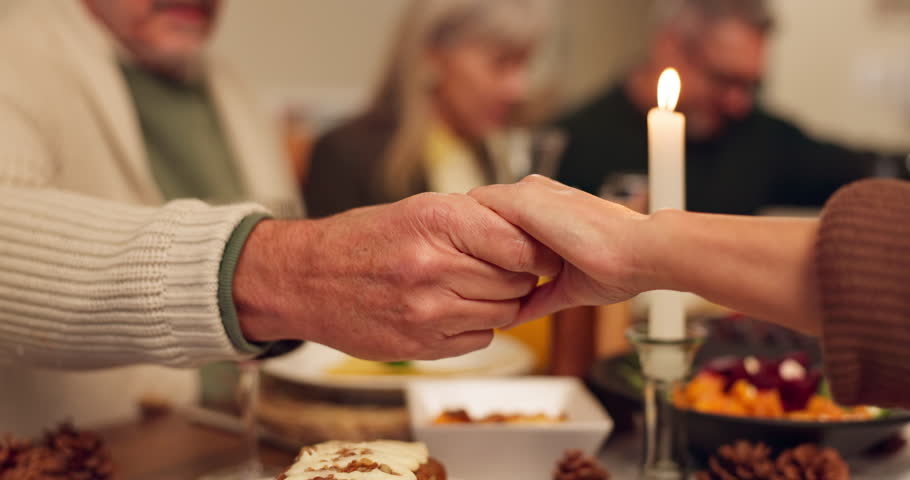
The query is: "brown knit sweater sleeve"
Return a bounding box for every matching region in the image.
[817,179,910,407]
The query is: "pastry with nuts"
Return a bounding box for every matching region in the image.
[277,440,445,480]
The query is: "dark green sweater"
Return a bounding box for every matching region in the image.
[556,86,904,215]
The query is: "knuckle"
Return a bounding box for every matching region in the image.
[402,296,444,327]
[410,245,437,274]
[399,244,445,284]
[413,193,458,231]
[405,191,436,209]
[394,338,426,360]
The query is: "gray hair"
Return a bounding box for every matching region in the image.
[654,0,775,36]
[370,0,552,201]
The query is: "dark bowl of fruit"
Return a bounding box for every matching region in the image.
[678,352,910,461]
[588,315,910,460]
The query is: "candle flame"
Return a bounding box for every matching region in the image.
[657,68,681,112]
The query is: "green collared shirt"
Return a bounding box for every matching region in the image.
[121,62,268,355]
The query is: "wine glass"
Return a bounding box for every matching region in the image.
[197,359,264,480]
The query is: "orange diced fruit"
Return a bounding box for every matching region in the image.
[787,410,816,421]
[672,388,689,408]
[751,390,784,418]
[808,396,843,415]
[721,397,749,416]
[693,393,728,414]
[731,379,758,405]
[685,373,726,403]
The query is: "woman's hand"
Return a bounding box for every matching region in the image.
[470,175,660,323]
[472,175,823,336]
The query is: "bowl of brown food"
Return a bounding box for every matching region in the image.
[407,377,612,480]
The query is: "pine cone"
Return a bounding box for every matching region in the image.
[554,450,610,480]
[0,436,32,470]
[695,441,779,480]
[42,423,115,480]
[0,423,115,480]
[775,444,849,480]
[1,447,43,480]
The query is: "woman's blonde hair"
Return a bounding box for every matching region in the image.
[368,0,551,201]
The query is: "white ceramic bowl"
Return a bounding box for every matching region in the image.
[407,377,613,480]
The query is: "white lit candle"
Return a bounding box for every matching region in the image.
[648,68,686,342]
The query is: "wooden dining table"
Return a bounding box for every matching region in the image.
[97,412,296,480]
[98,410,910,480]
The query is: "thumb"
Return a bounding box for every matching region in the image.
[469,182,563,251]
[510,276,577,327]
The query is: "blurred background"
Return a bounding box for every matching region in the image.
[0,1,908,476]
[2,0,905,189]
[208,0,910,153]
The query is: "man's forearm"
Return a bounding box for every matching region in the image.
[644,209,824,335]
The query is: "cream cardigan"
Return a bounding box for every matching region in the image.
[0,0,302,433]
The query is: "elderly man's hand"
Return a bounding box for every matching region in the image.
[233,192,562,361]
[470,175,658,323]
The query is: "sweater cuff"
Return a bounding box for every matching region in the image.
[817,179,910,407]
[218,213,272,355]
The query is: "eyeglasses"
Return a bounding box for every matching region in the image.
[684,42,762,95]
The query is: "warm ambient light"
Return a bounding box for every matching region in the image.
[657,67,681,112]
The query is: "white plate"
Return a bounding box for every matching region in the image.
[262,334,535,391]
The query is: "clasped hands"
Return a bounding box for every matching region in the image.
[235,175,689,362]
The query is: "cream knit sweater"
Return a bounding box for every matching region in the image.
[0,187,264,368]
[0,1,302,432]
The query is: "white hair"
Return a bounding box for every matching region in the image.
[368,0,552,201]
